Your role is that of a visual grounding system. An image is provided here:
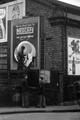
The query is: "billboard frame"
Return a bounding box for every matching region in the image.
[8,16,41,71]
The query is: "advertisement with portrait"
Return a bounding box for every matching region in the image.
[8,0,25,20]
[0,0,25,42]
[0,8,6,42]
[9,17,40,70]
[68,37,80,75]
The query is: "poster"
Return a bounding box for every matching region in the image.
[9,17,40,70]
[68,37,80,75]
[0,8,6,42]
[8,0,25,20]
[0,0,25,42]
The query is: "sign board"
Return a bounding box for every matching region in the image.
[68,37,80,75]
[0,0,25,42]
[39,70,50,84]
[9,17,40,70]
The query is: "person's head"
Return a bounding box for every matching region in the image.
[76,40,79,43]
[21,46,25,53]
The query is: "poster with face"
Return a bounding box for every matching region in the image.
[0,8,6,42]
[68,37,80,75]
[0,0,25,42]
[9,17,40,70]
[14,41,36,67]
[8,1,25,20]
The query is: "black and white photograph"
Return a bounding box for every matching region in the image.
[0,0,80,120]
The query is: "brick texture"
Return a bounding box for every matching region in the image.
[27,0,63,71]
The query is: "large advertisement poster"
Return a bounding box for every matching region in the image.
[68,37,80,75]
[9,17,40,70]
[0,0,25,42]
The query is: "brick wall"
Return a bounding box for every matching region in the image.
[44,25,62,71]
[62,26,80,75]
[0,0,80,104]
[63,26,80,101]
[67,26,80,37]
[27,0,80,103]
[27,0,63,71]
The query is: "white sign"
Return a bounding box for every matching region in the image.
[39,70,50,84]
[8,0,25,20]
[16,26,34,35]
[0,9,5,18]
[68,37,80,75]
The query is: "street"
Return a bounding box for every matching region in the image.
[0,105,79,120]
[0,112,80,120]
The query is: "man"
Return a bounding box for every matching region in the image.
[21,74,29,107]
[38,76,46,108]
[17,46,25,70]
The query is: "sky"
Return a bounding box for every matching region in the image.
[57,0,80,7]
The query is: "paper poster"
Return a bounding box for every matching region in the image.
[8,1,25,20]
[0,8,6,42]
[0,0,25,42]
[9,17,40,70]
[68,37,80,75]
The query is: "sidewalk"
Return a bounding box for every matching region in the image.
[0,104,80,114]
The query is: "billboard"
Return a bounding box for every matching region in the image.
[0,0,25,42]
[9,17,40,70]
[68,37,80,75]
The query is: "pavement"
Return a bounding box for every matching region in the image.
[0,105,80,120]
[0,104,80,115]
[0,109,80,120]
